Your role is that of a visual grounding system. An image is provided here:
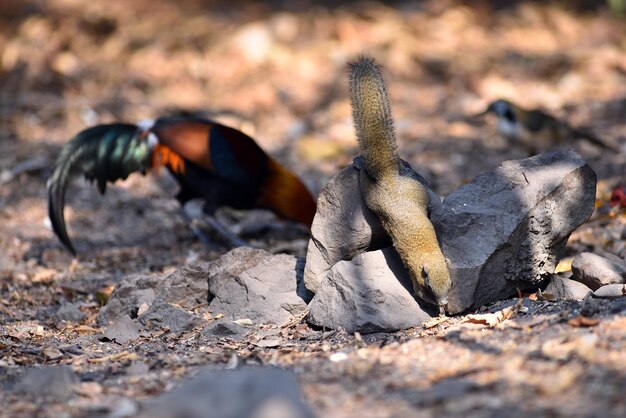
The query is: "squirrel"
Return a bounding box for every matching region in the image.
[348,56,451,311]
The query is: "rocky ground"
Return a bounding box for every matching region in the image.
[1,1,626,417]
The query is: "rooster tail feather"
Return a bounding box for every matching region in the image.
[47,123,151,254]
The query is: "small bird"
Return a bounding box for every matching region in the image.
[610,185,626,217]
[479,99,619,154]
[47,115,317,254]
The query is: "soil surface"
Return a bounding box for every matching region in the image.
[1,1,626,417]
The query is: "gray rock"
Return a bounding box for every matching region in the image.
[13,366,77,400]
[544,274,592,301]
[99,251,311,337]
[592,284,626,298]
[97,272,161,326]
[203,321,253,339]
[135,367,314,418]
[308,247,432,333]
[156,263,212,308]
[207,247,311,326]
[103,315,145,344]
[139,301,202,333]
[434,150,595,313]
[305,150,596,315]
[98,263,210,327]
[571,252,626,290]
[126,361,150,376]
[56,301,85,322]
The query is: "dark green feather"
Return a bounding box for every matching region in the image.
[47,123,152,254]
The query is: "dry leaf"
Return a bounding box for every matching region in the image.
[74,381,103,398]
[538,290,556,302]
[72,325,98,334]
[423,316,450,329]
[463,303,521,328]
[96,284,116,306]
[252,338,283,348]
[329,352,349,362]
[42,345,63,360]
[464,313,502,327]
[89,351,137,363]
[568,315,600,327]
[555,257,574,273]
[32,268,58,282]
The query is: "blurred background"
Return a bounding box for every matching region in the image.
[0,0,625,263]
[1,3,626,416]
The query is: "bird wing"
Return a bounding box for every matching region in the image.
[152,117,270,186]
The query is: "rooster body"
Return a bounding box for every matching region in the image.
[48,116,316,254]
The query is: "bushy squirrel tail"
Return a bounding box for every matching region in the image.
[348,56,399,178]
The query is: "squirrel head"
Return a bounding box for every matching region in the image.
[419,260,452,313]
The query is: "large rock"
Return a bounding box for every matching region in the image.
[207,247,312,326]
[571,252,626,290]
[435,150,596,312]
[305,150,596,315]
[308,247,432,333]
[135,367,314,418]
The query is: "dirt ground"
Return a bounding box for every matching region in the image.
[1,1,626,417]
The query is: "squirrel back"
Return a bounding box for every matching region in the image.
[348,56,451,310]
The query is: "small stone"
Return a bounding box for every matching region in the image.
[103,315,145,344]
[56,301,85,322]
[203,321,253,339]
[97,273,160,327]
[572,252,626,290]
[135,367,314,418]
[545,274,592,301]
[138,301,202,333]
[13,366,77,400]
[592,284,626,298]
[126,361,150,376]
[108,398,139,418]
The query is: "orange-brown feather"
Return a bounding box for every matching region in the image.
[152,121,213,171]
[152,143,186,174]
[257,159,316,226]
